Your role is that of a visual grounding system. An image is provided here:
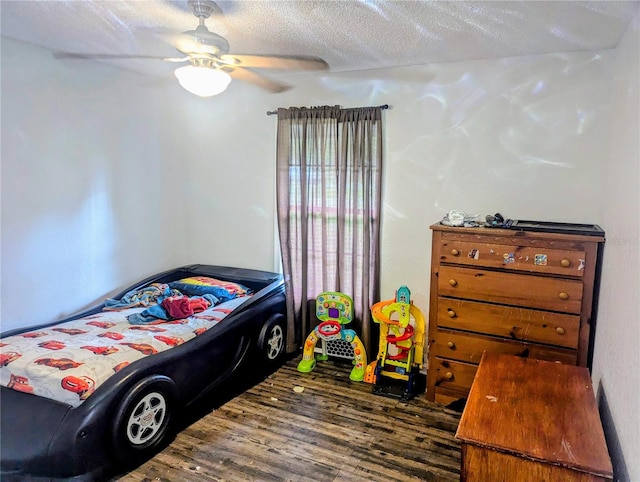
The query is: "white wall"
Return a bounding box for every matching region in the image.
[591,12,640,482]
[1,38,189,331]
[1,16,637,477]
[167,86,283,271]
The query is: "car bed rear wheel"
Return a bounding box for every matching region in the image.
[258,314,286,362]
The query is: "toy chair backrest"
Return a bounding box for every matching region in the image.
[316,292,353,325]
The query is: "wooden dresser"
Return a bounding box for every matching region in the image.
[426,222,605,405]
[456,352,613,481]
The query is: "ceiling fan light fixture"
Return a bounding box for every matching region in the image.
[174,65,231,97]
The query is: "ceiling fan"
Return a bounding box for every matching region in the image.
[54,0,329,97]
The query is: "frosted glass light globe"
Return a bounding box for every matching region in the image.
[174,66,231,97]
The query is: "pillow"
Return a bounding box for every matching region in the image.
[168,276,252,301]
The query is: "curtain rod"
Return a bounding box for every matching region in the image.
[266,104,389,116]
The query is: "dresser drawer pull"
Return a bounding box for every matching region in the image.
[445,371,454,380]
[556,327,566,335]
[447,341,456,349]
[561,258,571,267]
[449,279,458,287]
[450,249,460,256]
[447,309,457,318]
[558,292,569,300]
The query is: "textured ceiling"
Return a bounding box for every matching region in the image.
[1,0,638,80]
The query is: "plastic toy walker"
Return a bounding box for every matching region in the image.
[369,286,425,400]
[297,292,367,381]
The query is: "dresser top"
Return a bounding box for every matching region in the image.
[455,352,613,478]
[430,222,605,243]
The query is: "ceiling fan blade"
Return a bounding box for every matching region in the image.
[53,52,189,63]
[227,68,291,93]
[220,54,328,71]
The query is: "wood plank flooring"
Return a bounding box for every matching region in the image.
[116,356,462,482]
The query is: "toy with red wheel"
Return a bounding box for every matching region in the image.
[370,285,425,400]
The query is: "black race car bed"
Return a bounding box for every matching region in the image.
[0,264,286,480]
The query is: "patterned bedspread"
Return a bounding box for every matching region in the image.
[0,296,249,407]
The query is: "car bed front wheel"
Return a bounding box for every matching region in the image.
[112,375,177,463]
[126,391,167,445]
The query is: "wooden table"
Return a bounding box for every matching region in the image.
[455,352,613,481]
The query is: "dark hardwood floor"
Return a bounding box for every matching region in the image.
[117,356,462,481]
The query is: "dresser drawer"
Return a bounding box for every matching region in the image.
[440,240,586,277]
[431,330,578,365]
[437,298,580,349]
[435,387,470,406]
[432,357,478,394]
[438,266,584,314]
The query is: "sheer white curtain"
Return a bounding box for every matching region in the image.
[275,105,383,356]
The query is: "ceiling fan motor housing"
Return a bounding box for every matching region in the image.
[177,1,230,56]
[196,25,229,54]
[189,0,220,19]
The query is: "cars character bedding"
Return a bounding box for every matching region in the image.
[0,265,287,481]
[0,293,249,408]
